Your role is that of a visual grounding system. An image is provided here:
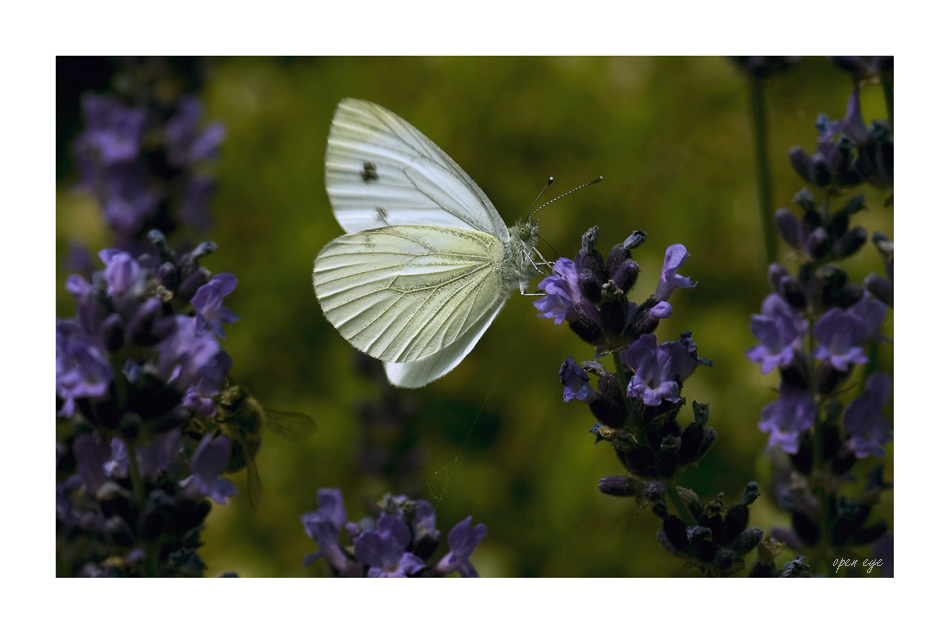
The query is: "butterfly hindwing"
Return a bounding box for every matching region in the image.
[313,224,506,364]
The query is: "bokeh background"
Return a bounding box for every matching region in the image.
[56,57,893,577]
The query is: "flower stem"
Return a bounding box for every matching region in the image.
[126,441,160,577]
[667,486,698,527]
[748,77,778,267]
[806,318,834,576]
[611,350,626,386]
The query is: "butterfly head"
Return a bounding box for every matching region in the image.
[512,218,540,250]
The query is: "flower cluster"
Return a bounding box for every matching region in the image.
[747,76,894,575]
[654,482,766,577]
[536,228,764,576]
[56,236,241,576]
[788,86,892,194]
[72,59,225,254]
[302,489,487,577]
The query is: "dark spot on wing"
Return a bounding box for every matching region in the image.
[361,161,379,183]
[375,207,389,224]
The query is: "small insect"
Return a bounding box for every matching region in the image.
[186,384,316,511]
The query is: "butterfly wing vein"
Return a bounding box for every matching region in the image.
[313,225,506,364]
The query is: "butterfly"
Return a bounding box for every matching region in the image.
[312,99,544,388]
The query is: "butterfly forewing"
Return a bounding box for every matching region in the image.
[313,224,506,364]
[325,99,509,238]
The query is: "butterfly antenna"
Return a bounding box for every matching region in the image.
[527,176,603,220]
[527,177,555,216]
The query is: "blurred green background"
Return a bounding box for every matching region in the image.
[56,57,893,577]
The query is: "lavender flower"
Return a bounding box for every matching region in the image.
[654,244,696,301]
[813,296,887,372]
[747,294,808,373]
[73,65,225,253]
[535,257,588,325]
[302,489,486,578]
[56,320,113,417]
[354,515,427,578]
[182,435,239,504]
[434,516,489,578]
[622,334,701,406]
[758,386,817,454]
[302,489,362,576]
[192,273,240,338]
[843,373,893,458]
[655,482,764,576]
[559,357,596,403]
[788,88,866,191]
[788,86,892,193]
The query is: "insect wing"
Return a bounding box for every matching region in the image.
[313,224,505,363]
[263,409,316,441]
[245,455,263,513]
[325,99,508,239]
[384,298,506,388]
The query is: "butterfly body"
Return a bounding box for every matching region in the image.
[313,99,543,388]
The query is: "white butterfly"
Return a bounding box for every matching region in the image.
[312,99,543,388]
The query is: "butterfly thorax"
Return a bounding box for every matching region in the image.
[501,219,542,293]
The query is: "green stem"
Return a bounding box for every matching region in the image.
[611,350,625,386]
[806,318,834,576]
[748,77,778,267]
[126,441,159,577]
[667,486,697,527]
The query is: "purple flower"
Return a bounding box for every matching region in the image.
[72,433,112,494]
[789,87,866,189]
[746,294,808,373]
[191,273,240,338]
[655,244,696,301]
[156,315,222,390]
[534,258,583,324]
[104,438,129,479]
[100,249,142,295]
[813,296,887,371]
[622,334,702,406]
[302,489,362,575]
[77,94,147,165]
[758,386,817,454]
[98,163,161,238]
[353,514,426,578]
[183,388,217,418]
[844,373,892,458]
[435,516,488,578]
[559,357,596,403]
[164,97,226,167]
[412,499,441,544]
[182,434,238,504]
[104,432,180,481]
[56,320,113,417]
